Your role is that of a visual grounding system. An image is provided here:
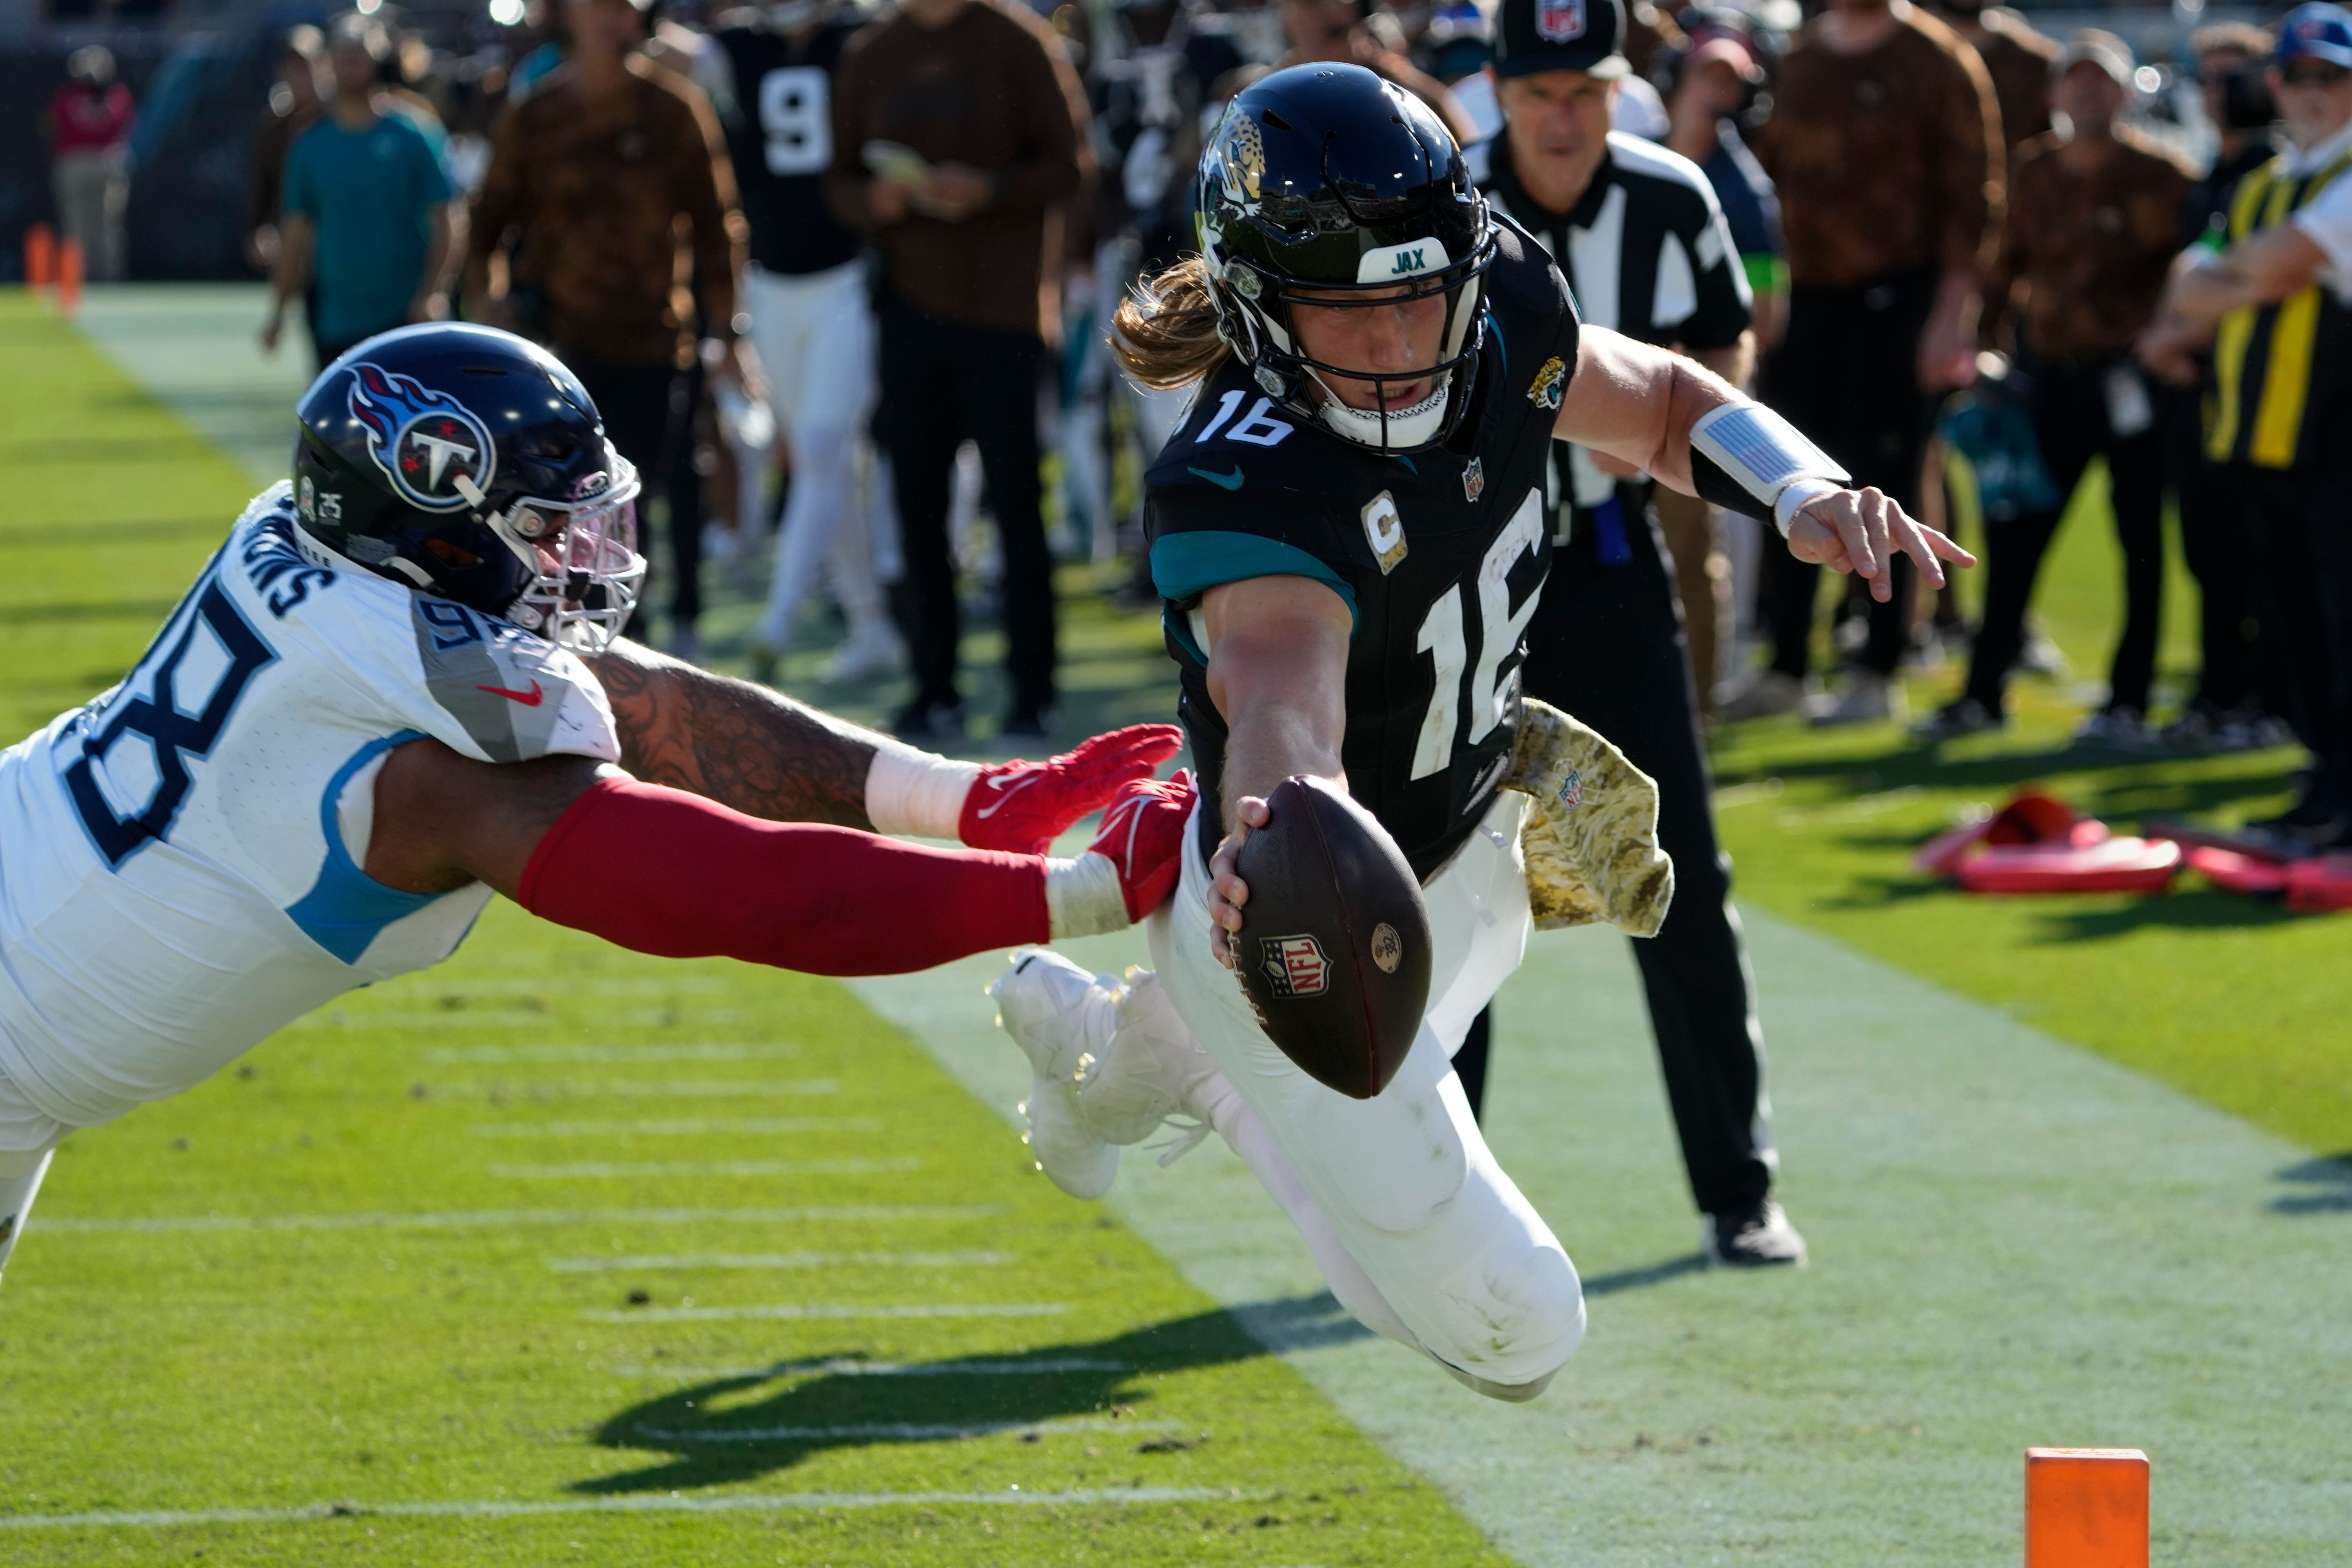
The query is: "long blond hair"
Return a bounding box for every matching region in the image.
[1111,256,1233,390]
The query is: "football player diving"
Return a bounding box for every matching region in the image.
[0,323,1192,1291]
[988,64,1972,1402]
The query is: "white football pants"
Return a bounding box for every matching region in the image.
[747,260,890,648]
[1145,792,1585,1391]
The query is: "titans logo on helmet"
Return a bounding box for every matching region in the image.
[348,363,498,513]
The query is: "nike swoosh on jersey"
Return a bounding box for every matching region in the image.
[1186,466,1245,491]
[476,680,546,707]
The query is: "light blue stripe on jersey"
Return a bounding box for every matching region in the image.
[1147,532,1358,632]
[284,730,439,965]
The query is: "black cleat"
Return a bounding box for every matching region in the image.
[1703,1198,1808,1268]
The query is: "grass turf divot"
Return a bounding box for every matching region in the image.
[0,290,1517,1566]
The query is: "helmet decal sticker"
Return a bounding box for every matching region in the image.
[347,362,499,513]
[1215,109,1266,207]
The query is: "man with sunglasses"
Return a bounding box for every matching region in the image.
[2141,3,2352,853]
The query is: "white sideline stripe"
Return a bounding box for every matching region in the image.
[0,1487,1248,1532]
[494,1159,918,1180]
[551,1252,1013,1272]
[423,1044,801,1065]
[472,1118,878,1138]
[609,1356,1132,1379]
[583,1302,1068,1323]
[29,1205,998,1237]
[431,1080,840,1100]
[634,1417,1184,1443]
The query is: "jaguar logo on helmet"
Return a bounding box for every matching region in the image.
[1215,109,1266,208]
[1537,0,1588,42]
[348,362,498,513]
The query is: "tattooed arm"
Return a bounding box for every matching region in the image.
[580,638,879,829]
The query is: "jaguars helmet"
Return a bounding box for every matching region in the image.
[291,323,644,651]
[1196,63,1497,453]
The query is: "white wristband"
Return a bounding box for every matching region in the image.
[1045,852,1126,939]
[1772,477,1845,539]
[865,741,982,841]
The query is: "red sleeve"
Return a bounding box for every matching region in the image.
[519,775,1049,975]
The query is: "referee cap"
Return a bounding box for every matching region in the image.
[1493,0,1632,80]
[2277,3,2352,68]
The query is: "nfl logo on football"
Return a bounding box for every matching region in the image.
[1260,935,1332,998]
[1537,0,1587,42]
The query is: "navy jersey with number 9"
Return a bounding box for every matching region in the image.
[1145,216,1582,879]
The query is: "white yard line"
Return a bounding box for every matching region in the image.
[492,1159,918,1180]
[428,1080,840,1100]
[550,1252,1013,1272]
[608,1357,1132,1379]
[423,1044,802,1065]
[471,1118,877,1138]
[632,1418,1186,1443]
[29,1205,998,1237]
[0,1487,1249,1532]
[581,1302,1069,1323]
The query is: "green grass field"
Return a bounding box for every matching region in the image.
[3,283,2348,1563]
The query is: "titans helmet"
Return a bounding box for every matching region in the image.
[1196,63,1497,452]
[291,323,645,650]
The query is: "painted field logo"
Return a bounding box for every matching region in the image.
[1370,922,1404,975]
[1259,935,1331,998]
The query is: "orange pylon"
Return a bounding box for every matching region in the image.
[56,238,83,318]
[25,223,54,290]
[2025,1448,2148,1568]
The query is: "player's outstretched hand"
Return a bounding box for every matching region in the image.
[1087,769,1196,922]
[1207,794,1273,968]
[958,724,1186,856]
[1785,487,1975,603]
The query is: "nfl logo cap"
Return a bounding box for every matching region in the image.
[2277,2,2352,67]
[1493,0,1631,78]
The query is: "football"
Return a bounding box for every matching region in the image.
[1232,775,1433,1098]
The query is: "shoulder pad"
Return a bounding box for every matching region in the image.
[409,598,619,765]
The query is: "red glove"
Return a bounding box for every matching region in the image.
[959,723,1185,855]
[1087,768,1195,921]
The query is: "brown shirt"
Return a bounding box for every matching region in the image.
[1753,5,2004,287]
[469,58,746,367]
[826,0,1090,340]
[1982,127,2195,360]
[1967,10,2060,146]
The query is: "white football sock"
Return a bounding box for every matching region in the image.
[0,1145,56,1289]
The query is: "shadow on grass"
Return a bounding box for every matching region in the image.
[574,1294,1340,1495]
[2022,889,2304,940]
[2270,1152,2352,1216]
[1583,1253,1708,1295]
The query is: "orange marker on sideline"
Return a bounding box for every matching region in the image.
[2025,1448,2149,1568]
[56,239,83,318]
[25,223,54,290]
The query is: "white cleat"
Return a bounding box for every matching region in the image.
[1075,968,1228,1151]
[988,949,1122,1200]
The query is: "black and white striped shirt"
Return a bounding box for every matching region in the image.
[1471,129,1751,538]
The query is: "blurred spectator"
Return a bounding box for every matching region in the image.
[1664,18,1782,339]
[44,46,134,282]
[1927,0,2056,147]
[2159,21,2289,752]
[1724,0,1999,726]
[1915,33,2191,748]
[709,0,906,685]
[2138,4,2352,851]
[263,17,462,367]
[466,0,753,658]
[245,29,327,275]
[1279,0,1477,142]
[826,0,1091,741]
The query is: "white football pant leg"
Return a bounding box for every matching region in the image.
[753,261,882,648]
[0,1068,65,1288]
[1146,793,1584,1392]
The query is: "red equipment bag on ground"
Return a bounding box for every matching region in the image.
[2181,845,2292,897]
[1915,788,2182,895]
[2287,856,2352,912]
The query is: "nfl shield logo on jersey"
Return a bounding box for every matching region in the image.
[348,363,498,512]
[1260,935,1331,998]
[1536,0,1587,42]
[1463,456,1486,503]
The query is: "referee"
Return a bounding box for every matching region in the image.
[1461,0,1802,1267]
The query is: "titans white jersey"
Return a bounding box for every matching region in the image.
[0,485,619,1134]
